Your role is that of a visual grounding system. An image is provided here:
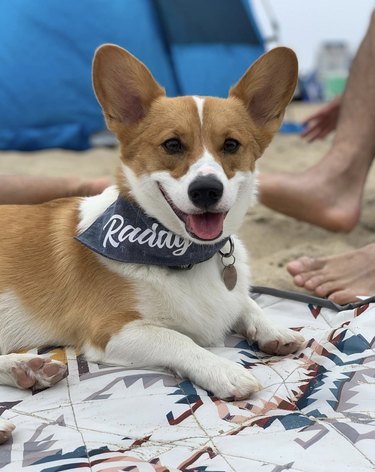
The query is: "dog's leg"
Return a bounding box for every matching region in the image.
[0,354,67,390]
[0,418,15,445]
[237,298,305,355]
[92,320,261,400]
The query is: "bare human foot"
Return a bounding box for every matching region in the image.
[287,243,375,304]
[259,155,365,232]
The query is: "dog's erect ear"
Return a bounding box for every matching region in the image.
[229,47,298,133]
[93,44,165,125]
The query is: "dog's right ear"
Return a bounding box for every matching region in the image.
[93,44,165,125]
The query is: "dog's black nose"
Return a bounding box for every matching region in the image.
[188,176,224,209]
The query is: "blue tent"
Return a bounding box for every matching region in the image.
[155,0,264,97]
[0,0,264,151]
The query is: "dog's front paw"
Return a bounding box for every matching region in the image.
[194,358,261,400]
[0,419,15,445]
[256,327,305,355]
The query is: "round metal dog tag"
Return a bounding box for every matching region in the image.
[222,265,237,291]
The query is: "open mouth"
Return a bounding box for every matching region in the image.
[159,184,226,241]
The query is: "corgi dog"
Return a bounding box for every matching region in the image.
[0,45,303,443]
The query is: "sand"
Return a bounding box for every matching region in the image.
[1,103,374,293]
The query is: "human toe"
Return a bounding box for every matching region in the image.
[293,274,306,287]
[287,256,324,276]
[292,270,322,288]
[287,260,305,276]
[328,289,358,305]
[304,275,329,291]
[314,281,341,298]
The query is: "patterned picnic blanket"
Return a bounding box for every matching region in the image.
[1,292,374,472]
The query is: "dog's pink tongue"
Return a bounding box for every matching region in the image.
[186,213,225,240]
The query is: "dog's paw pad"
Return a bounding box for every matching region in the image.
[11,365,36,389]
[40,359,65,380]
[27,357,45,372]
[13,357,67,390]
[0,419,15,445]
[32,358,67,388]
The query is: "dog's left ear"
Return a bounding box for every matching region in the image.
[229,47,298,134]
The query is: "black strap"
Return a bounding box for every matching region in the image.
[250,286,375,312]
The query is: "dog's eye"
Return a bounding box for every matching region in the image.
[162,138,184,154]
[222,138,240,154]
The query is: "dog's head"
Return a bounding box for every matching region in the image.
[93,45,297,243]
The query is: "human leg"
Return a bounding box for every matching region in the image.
[0,175,110,204]
[260,11,375,232]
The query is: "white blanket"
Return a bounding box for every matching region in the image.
[1,293,374,471]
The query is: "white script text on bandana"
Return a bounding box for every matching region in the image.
[103,214,192,256]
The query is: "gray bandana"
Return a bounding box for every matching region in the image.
[75,196,229,267]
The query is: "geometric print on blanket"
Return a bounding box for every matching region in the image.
[1,296,374,471]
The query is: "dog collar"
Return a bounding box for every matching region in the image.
[75,196,230,268]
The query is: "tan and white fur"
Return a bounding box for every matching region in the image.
[0,45,303,443]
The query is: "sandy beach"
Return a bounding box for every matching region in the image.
[1,103,374,294]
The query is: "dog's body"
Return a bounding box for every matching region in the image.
[0,45,303,442]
